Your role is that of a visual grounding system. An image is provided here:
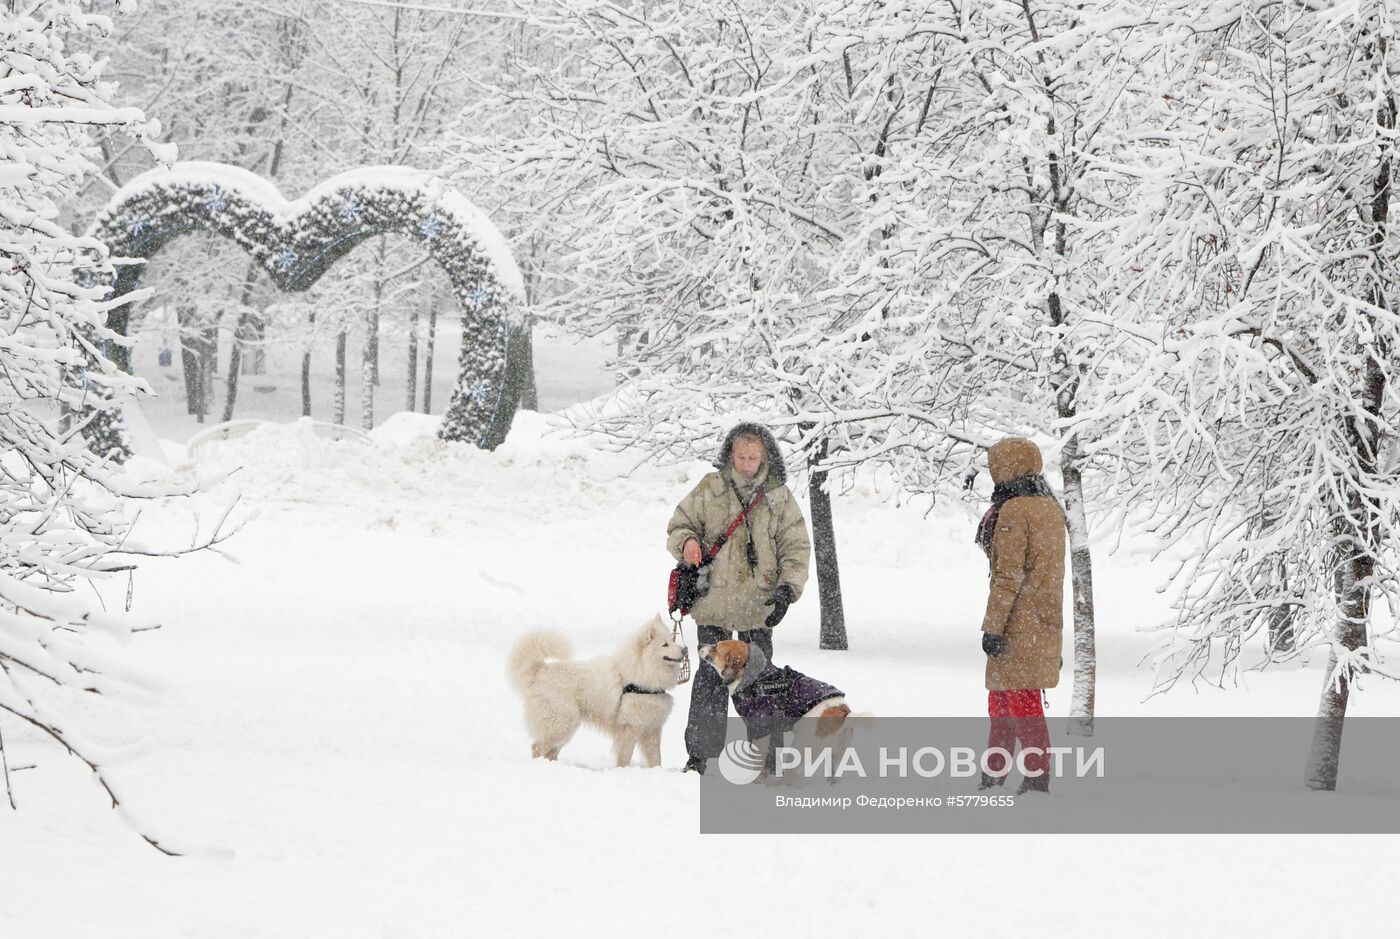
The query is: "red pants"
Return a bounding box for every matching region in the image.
[986,689,1050,777]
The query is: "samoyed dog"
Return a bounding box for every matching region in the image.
[508,615,686,768]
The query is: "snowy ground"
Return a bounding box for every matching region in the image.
[3,335,1398,937]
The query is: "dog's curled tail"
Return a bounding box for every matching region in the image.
[508,630,572,693]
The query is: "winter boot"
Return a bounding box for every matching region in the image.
[683,756,708,775]
[978,771,1006,791]
[1015,773,1049,795]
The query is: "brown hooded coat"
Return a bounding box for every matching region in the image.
[981,438,1066,691]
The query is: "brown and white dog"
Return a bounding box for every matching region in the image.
[698,639,856,775]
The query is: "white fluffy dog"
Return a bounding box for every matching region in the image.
[508,615,686,768]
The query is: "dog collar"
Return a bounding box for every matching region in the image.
[622,684,667,695]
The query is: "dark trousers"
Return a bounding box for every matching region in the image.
[686,625,774,762]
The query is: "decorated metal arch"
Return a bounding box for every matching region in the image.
[86,162,527,455]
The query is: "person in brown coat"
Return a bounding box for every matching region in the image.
[974,436,1065,794]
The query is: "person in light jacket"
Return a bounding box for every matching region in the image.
[667,423,811,774]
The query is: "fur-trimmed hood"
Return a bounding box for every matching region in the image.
[712,422,788,486]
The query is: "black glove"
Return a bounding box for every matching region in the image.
[982,632,1006,658]
[763,584,797,628]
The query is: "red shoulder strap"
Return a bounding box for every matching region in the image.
[705,487,765,562]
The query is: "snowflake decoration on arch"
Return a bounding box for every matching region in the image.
[338,193,362,224]
[419,215,443,241]
[124,213,148,237]
[465,285,489,311]
[273,248,298,273]
[469,380,495,406]
[205,186,228,214]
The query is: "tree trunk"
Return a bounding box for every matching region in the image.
[360,320,375,431]
[222,311,251,423]
[1268,605,1297,655]
[177,304,200,416]
[1041,244,1098,735]
[423,304,437,414]
[1047,261,1096,735]
[301,312,314,418]
[407,306,419,412]
[1260,502,1299,655]
[808,439,848,650]
[369,237,385,387]
[520,335,539,410]
[1305,47,1392,790]
[519,253,541,410]
[221,262,263,422]
[334,329,347,425]
[1039,91,1097,732]
[1306,528,1370,790]
[183,344,202,418]
[105,307,132,374]
[197,317,217,424]
[241,314,266,375]
[1061,450,1097,736]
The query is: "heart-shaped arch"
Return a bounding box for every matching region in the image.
[87,162,525,452]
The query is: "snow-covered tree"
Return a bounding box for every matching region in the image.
[454,0,946,648]
[1092,0,1400,788]
[0,0,239,848]
[454,1,1160,668]
[795,0,1124,719]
